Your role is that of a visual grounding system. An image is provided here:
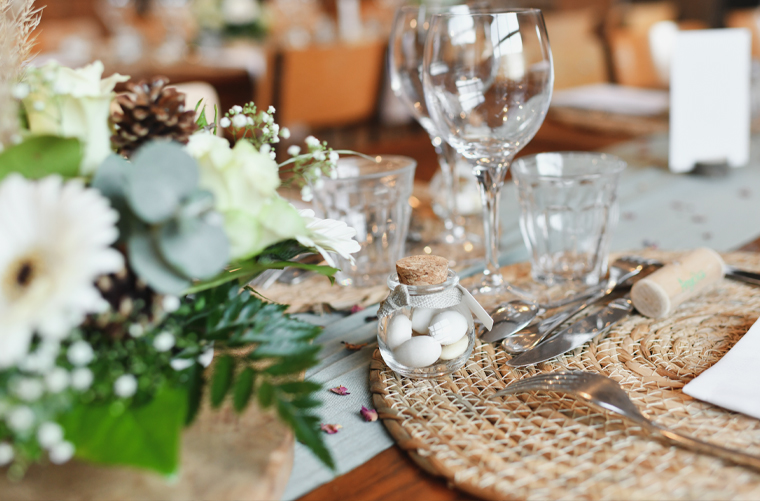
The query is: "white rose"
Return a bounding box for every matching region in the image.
[186,133,306,260]
[23,61,129,176]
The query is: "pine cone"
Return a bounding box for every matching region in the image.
[84,259,164,341]
[111,76,196,158]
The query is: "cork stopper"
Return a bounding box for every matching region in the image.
[396,255,449,286]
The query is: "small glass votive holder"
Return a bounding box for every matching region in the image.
[511,152,626,304]
[311,155,416,287]
[378,270,475,378]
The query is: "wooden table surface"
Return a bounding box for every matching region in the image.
[297,211,760,501]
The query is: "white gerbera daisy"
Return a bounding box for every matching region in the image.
[0,175,123,369]
[296,209,361,268]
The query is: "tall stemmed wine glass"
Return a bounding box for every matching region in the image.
[422,8,553,297]
[389,4,481,264]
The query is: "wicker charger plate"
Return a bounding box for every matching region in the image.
[370,251,760,500]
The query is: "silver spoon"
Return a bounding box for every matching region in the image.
[481,300,539,343]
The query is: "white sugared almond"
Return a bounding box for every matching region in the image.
[411,307,437,334]
[440,334,469,360]
[393,336,442,368]
[428,310,469,345]
[385,315,412,350]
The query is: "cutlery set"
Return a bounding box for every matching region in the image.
[483,255,760,367]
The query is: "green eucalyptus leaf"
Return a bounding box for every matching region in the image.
[128,225,191,294]
[158,217,230,280]
[233,367,255,412]
[275,397,334,470]
[0,135,82,180]
[59,385,187,475]
[92,154,132,239]
[127,141,199,224]
[210,355,234,408]
[257,380,274,408]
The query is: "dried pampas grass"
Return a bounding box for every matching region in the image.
[0,0,41,149]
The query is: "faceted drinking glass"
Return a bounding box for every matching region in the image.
[311,155,416,287]
[512,152,627,302]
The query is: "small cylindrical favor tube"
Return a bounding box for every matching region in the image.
[631,248,725,318]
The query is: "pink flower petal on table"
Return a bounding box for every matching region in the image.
[321,423,342,434]
[360,406,378,422]
[330,385,350,395]
[350,304,365,314]
[342,341,368,351]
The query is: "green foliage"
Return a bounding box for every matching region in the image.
[170,282,334,469]
[59,385,188,475]
[195,100,218,135]
[186,240,337,294]
[92,141,230,294]
[0,136,82,181]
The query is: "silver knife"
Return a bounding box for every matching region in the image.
[507,295,633,367]
[725,265,760,286]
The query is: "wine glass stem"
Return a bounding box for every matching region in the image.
[431,135,464,236]
[474,160,510,287]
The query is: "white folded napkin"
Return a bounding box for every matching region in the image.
[683,317,760,420]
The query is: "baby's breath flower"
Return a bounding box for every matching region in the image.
[128,323,145,338]
[114,374,138,398]
[269,151,276,160]
[162,295,181,313]
[153,332,175,352]
[232,114,248,128]
[313,150,326,162]
[231,105,243,114]
[272,124,280,135]
[37,422,64,449]
[45,368,70,393]
[262,127,269,134]
[268,105,276,113]
[260,143,271,154]
[301,186,313,202]
[330,151,339,164]
[288,145,300,156]
[329,168,338,179]
[12,83,29,100]
[220,117,231,128]
[0,443,13,466]
[246,116,254,126]
[49,441,74,464]
[12,378,44,402]
[280,127,291,139]
[314,178,325,189]
[305,136,320,148]
[67,341,94,366]
[71,368,93,390]
[7,406,34,432]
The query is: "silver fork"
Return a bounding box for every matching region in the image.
[491,371,760,471]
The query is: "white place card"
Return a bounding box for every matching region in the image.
[669,28,752,173]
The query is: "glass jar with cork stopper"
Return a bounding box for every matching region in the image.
[377,255,493,378]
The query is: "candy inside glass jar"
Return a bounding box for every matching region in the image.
[378,256,476,378]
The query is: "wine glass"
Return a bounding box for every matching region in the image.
[422,8,553,297]
[388,4,481,266]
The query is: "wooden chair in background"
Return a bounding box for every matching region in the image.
[275,40,386,129]
[726,8,760,57]
[543,9,609,89]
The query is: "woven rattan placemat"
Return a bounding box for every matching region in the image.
[370,251,760,500]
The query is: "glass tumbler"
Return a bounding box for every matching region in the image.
[378,270,475,378]
[512,152,626,301]
[311,155,416,287]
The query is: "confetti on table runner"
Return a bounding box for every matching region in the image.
[360,406,378,422]
[329,386,350,395]
[320,424,342,434]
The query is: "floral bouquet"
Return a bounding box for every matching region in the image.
[0,1,359,480]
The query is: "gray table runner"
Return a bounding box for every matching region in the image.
[283,133,760,500]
